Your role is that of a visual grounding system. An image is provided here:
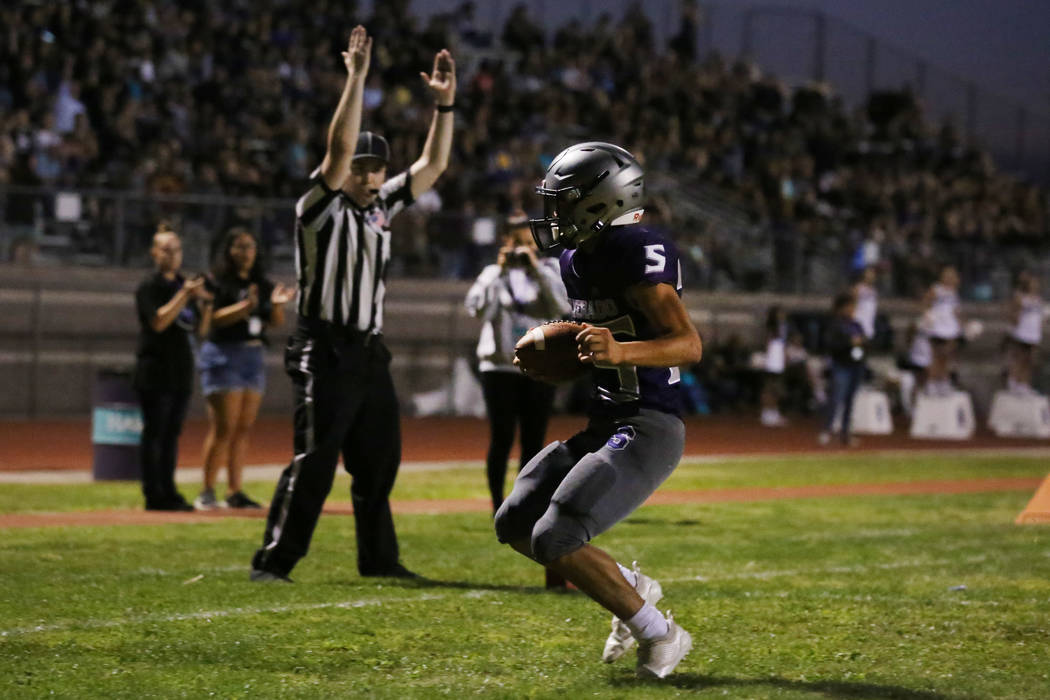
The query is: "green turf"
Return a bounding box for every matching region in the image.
[1,453,1046,514]
[2,455,1049,698]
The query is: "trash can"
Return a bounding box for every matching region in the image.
[91,368,143,481]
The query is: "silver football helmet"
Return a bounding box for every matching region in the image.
[530,142,645,251]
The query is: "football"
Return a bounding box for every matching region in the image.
[514,321,589,384]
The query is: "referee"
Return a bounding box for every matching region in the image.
[251,26,456,582]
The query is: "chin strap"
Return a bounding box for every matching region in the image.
[609,208,644,227]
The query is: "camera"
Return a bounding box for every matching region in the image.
[508,251,531,267]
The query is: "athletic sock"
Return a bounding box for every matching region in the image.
[616,562,637,589]
[625,603,669,641]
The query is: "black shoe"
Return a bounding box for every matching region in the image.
[360,563,421,579]
[225,491,263,509]
[250,568,294,583]
[145,498,194,512]
[171,497,195,512]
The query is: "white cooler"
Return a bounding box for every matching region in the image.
[910,390,975,440]
[988,391,1050,438]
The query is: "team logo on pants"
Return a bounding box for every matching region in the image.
[606,425,636,450]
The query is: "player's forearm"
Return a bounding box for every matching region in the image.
[327,70,366,157]
[618,330,703,368]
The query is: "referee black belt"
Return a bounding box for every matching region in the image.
[298,318,382,346]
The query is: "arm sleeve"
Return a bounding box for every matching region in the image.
[535,259,571,318]
[623,231,682,289]
[295,169,341,230]
[378,170,414,220]
[464,265,500,317]
[135,280,159,330]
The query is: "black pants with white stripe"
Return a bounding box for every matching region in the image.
[252,321,402,577]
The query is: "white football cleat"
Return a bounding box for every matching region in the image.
[636,612,693,679]
[602,562,664,663]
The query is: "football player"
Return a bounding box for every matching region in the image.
[495,142,703,678]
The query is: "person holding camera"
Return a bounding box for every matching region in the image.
[465,212,570,514]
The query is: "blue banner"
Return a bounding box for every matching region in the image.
[92,405,143,446]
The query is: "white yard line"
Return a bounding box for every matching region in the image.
[0,592,455,638]
[663,554,989,584]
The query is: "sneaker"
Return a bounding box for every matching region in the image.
[636,612,693,678]
[224,491,262,509]
[760,410,788,427]
[194,488,221,511]
[602,562,664,663]
[145,498,195,512]
[249,568,293,583]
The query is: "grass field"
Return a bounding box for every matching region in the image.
[2,454,1049,699]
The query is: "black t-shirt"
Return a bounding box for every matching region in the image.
[826,316,866,366]
[206,275,274,344]
[134,272,200,393]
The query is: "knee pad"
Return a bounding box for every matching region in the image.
[493,500,521,545]
[493,440,572,546]
[530,503,590,565]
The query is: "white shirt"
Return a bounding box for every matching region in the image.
[465,259,570,373]
[908,318,933,368]
[928,284,960,340]
[853,282,877,339]
[1012,293,1043,345]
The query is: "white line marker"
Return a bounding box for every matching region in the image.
[0,592,456,638]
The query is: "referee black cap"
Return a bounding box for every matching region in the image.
[353,131,389,164]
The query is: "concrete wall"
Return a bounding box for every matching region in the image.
[0,263,1037,418]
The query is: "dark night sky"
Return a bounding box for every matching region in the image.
[775,0,1049,108]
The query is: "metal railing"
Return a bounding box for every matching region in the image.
[3,182,1049,302]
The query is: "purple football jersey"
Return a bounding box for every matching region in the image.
[559,225,684,416]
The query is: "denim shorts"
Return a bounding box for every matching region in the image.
[198,340,266,396]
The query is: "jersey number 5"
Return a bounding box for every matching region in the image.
[644,244,666,274]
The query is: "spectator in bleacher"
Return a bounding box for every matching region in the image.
[133,222,212,512]
[0,1,1046,293]
[819,291,866,446]
[193,227,295,511]
[1005,270,1043,396]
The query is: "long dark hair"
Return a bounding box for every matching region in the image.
[211,227,264,283]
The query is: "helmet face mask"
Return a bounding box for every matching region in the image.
[529,142,645,251]
[530,184,582,250]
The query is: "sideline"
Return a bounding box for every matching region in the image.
[2,446,1049,484]
[0,476,1041,529]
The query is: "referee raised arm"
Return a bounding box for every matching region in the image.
[250,25,456,582]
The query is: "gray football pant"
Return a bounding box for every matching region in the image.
[494,408,685,564]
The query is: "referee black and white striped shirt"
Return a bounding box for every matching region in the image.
[293,169,414,331]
